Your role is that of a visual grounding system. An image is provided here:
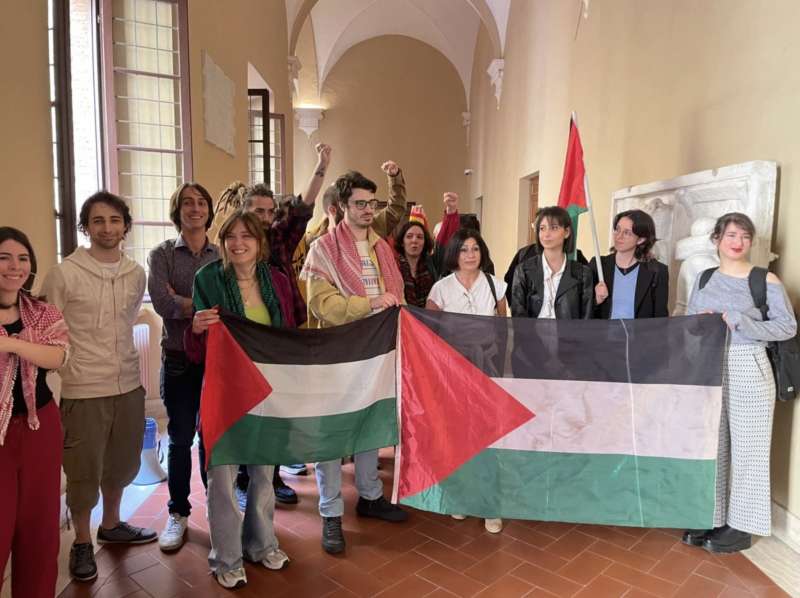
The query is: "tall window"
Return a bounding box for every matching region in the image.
[100,0,192,268]
[48,0,77,260]
[247,89,285,194]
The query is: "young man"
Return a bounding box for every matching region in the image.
[41,192,152,581]
[147,183,219,552]
[293,159,408,328]
[301,170,408,555]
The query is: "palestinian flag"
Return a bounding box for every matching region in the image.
[394,307,726,529]
[200,308,399,468]
[558,115,588,259]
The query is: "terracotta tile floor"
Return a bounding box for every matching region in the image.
[58,449,789,597]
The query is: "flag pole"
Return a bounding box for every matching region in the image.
[571,111,604,284]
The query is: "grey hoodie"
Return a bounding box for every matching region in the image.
[40,247,146,399]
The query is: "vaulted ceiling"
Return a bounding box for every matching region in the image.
[285,0,509,104]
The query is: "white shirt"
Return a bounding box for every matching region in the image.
[428,272,507,316]
[539,254,567,319]
[356,240,381,312]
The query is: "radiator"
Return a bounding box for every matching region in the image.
[133,322,152,396]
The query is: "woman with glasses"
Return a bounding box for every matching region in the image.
[589,209,668,319]
[426,228,507,533]
[510,206,593,319]
[683,213,795,554]
[188,210,294,590]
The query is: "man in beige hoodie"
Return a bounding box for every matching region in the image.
[41,191,152,582]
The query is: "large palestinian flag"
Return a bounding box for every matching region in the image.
[394,308,726,529]
[200,308,399,468]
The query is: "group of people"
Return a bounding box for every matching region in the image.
[0,141,796,595]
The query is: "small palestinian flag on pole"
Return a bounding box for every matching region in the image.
[200,308,399,468]
[394,308,726,529]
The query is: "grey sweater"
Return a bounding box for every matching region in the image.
[687,270,796,346]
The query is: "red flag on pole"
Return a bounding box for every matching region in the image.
[558,116,588,217]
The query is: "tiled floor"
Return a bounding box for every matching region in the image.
[57,449,791,598]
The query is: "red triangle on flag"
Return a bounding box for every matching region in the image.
[200,322,272,468]
[396,309,535,500]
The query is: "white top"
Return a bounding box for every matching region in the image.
[539,254,567,319]
[356,240,381,312]
[428,272,507,316]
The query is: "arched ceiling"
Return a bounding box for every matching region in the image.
[285,0,509,105]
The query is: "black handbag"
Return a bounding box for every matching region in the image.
[699,267,800,401]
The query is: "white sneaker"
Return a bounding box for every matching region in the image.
[158,514,188,552]
[451,514,467,520]
[261,548,290,570]
[485,518,503,533]
[215,566,247,589]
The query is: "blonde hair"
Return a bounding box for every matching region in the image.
[217,210,269,268]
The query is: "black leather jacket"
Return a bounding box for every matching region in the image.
[510,254,594,319]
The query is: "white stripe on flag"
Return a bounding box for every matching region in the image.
[491,378,720,460]
[247,350,396,418]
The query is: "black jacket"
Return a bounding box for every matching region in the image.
[589,255,669,319]
[511,254,594,319]
[503,244,588,303]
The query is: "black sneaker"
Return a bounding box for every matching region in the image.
[96,521,157,545]
[321,516,345,554]
[69,542,98,582]
[703,525,752,554]
[682,529,712,547]
[280,464,308,476]
[356,496,408,523]
[274,477,298,505]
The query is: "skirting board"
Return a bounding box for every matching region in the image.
[772,500,800,554]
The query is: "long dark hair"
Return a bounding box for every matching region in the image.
[395,221,433,258]
[0,227,37,293]
[612,209,657,261]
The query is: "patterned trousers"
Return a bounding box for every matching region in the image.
[713,344,775,536]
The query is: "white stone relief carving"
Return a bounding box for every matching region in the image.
[294,106,324,137]
[610,161,778,315]
[202,51,236,156]
[487,59,504,109]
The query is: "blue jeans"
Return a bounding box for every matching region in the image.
[315,449,383,517]
[207,464,278,573]
[161,353,206,517]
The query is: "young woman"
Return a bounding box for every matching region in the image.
[0,227,69,598]
[426,229,507,533]
[590,209,668,319]
[189,211,294,589]
[685,212,796,553]
[395,221,437,307]
[510,206,593,319]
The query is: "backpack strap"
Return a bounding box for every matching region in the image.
[484,271,499,313]
[748,266,769,321]
[698,267,718,290]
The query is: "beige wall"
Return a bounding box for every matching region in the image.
[468,0,800,519]
[293,32,468,227]
[188,0,294,202]
[0,2,57,278]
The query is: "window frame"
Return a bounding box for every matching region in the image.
[98,0,193,195]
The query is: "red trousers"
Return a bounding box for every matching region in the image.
[0,400,62,598]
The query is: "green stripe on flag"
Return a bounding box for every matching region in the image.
[400,448,716,529]
[209,398,398,466]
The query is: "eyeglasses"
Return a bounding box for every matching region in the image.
[351,199,379,210]
[613,227,636,239]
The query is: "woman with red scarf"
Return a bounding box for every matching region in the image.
[0,227,69,598]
